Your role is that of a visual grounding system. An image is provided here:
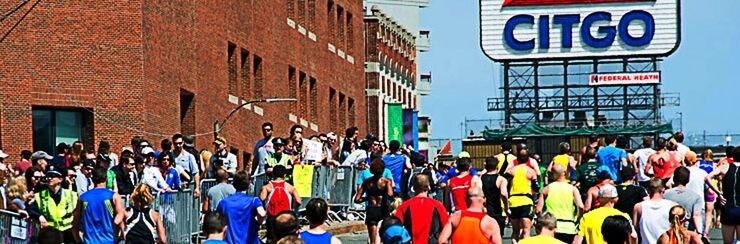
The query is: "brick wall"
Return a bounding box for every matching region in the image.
[0,0,366,168]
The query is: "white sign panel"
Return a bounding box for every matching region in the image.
[480,0,681,61]
[302,139,324,162]
[589,72,660,86]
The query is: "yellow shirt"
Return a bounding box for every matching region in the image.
[578,207,631,244]
[518,235,566,244]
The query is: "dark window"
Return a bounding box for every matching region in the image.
[228,43,237,96]
[308,0,316,30]
[346,12,353,52]
[337,6,344,47]
[287,0,295,20]
[299,72,307,117]
[180,89,196,136]
[310,77,317,119]
[297,0,305,25]
[240,49,250,100]
[338,93,346,130]
[348,97,355,127]
[32,109,87,154]
[288,66,297,112]
[327,1,334,43]
[329,88,337,132]
[253,55,263,99]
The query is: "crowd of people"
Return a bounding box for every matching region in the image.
[1,123,740,244]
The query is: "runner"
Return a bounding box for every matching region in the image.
[518,212,565,244]
[664,167,703,235]
[601,215,634,244]
[394,174,449,244]
[634,178,678,244]
[574,184,636,244]
[217,171,266,244]
[299,198,341,244]
[124,184,166,243]
[647,138,683,184]
[72,167,126,244]
[575,147,601,202]
[383,140,411,195]
[537,164,584,244]
[354,159,393,244]
[495,141,516,174]
[698,149,718,236]
[506,155,538,243]
[596,135,629,183]
[614,168,648,215]
[548,142,576,183]
[439,187,502,244]
[634,137,656,188]
[481,157,509,235]
[657,205,703,244]
[260,165,302,243]
[580,134,601,164]
[705,147,740,244]
[584,167,615,212]
[447,157,480,212]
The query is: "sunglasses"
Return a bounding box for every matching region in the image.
[174,141,183,145]
[295,131,303,134]
[263,128,272,132]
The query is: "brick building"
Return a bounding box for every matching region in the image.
[0,0,365,170]
[364,6,418,143]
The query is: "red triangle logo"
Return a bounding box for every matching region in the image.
[503,0,655,7]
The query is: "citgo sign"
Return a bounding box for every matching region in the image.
[480,0,681,61]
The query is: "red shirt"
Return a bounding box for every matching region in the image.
[14,160,31,174]
[449,174,473,211]
[395,196,449,244]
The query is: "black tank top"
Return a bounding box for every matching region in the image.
[481,173,503,216]
[125,207,157,243]
[363,176,387,207]
[722,163,740,207]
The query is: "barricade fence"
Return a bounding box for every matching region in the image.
[0,210,39,244]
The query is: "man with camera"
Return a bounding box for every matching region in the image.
[209,136,238,178]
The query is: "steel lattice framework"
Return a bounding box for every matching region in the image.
[487,58,680,129]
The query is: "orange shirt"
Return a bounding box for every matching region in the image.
[451,210,491,244]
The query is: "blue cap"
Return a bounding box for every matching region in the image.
[382,225,411,243]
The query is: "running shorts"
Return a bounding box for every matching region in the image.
[509,205,534,219]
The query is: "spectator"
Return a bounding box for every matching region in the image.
[354,159,393,244]
[614,168,648,215]
[664,167,703,235]
[536,164,584,244]
[383,140,411,194]
[74,159,95,196]
[439,187,502,244]
[64,169,76,192]
[574,184,636,244]
[342,139,370,166]
[132,155,146,185]
[265,138,293,180]
[173,133,200,197]
[183,135,205,182]
[203,212,229,244]
[3,176,28,213]
[97,140,118,169]
[338,127,360,157]
[15,150,32,175]
[111,155,136,195]
[394,173,448,244]
[338,140,353,163]
[31,151,53,172]
[217,170,266,244]
[253,122,275,175]
[159,152,181,191]
[69,141,84,169]
[284,125,304,162]
[596,135,629,183]
[160,138,173,154]
[518,212,563,244]
[50,143,68,169]
[131,136,143,157]
[261,165,301,242]
[204,168,235,212]
[300,198,341,244]
[271,211,300,242]
[601,215,633,244]
[124,184,166,243]
[72,167,126,244]
[26,166,45,194]
[657,205,703,244]
[634,137,655,188]
[210,136,238,177]
[634,178,678,244]
[96,156,119,193]
[141,147,171,192]
[27,164,76,243]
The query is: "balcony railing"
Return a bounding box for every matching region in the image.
[417,30,431,52]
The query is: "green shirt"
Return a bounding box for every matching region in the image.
[106,170,116,190]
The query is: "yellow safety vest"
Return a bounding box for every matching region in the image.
[35,189,77,231]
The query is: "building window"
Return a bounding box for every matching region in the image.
[32,109,86,154]
[329,88,337,132]
[338,93,346,130]
[327,1,334,43]
[240,49,250,100]
[346,12,353,52]
[308,0,316,30]
[288,66,297,112]
[310,77,317,119]
[228,43,237,96]
[299,72,307,116]
[337,6,344,48]
[297,0,305,25]
[287,0,295,20]
[348,97,355,127]
[253,55,263,99]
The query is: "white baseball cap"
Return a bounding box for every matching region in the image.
[0,150,8,159]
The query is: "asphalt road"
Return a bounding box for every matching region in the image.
[336,227,726,243]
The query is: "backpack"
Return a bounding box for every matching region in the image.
[266,181,292,216]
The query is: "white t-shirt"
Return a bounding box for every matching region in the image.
[677,143,691,159]
[342,149,367,166]
[687,166,708,201]
[634,148,656,182]
[142,166,169,191]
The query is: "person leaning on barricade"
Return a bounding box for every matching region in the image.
[203,168,235,213]
[124,183,166,243]
[26,164,77,243]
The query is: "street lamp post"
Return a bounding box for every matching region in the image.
[213,98,297,139]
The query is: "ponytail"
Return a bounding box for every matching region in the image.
[668,205,686,244]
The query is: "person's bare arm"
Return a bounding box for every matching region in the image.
[573,235,584,244]
[632,203,642,231]
[690,232,703,244]
[259,185,269,202]
[547,160,554,173]
[573,187,585,214]
[484,216,503,244]
[289,185,302,206]
[113,193,126,238]
[536,186,548,215]
[113,178,119,193]
[256,206,267,222]
[692,208,702,237]
[584,187,594,212]
[152,211,167,244]
[499,177,510,216]
[471,175,482,189]
[385,179,394,198]
[531,159,541,176]
[657,233,670,244]
[354,184,365,203]
[202,195,210,213]
[645,155,655,177]
[71,199,83,243]
[193,173,201,198]
[438,211,460,244]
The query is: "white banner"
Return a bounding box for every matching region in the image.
[589,72,660,86]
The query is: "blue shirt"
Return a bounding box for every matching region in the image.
[300,231,333,243]
[382,153,406,193]
[217,192,264,244]
[596,146,627,182]
[699,160,714,174]
[357,168,394,185]
[164,168,181,190]
[80,188,116,244]
[202,240,229,244]
[446,167,478,179]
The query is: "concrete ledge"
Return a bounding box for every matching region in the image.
[326,221,366,236]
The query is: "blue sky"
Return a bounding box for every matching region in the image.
[420,0,740,141]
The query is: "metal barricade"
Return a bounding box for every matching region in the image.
[153,189,198,244]
[328,166,355,207]
[0,210,39,244]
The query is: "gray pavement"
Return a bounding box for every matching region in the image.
[337,227,726,243]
